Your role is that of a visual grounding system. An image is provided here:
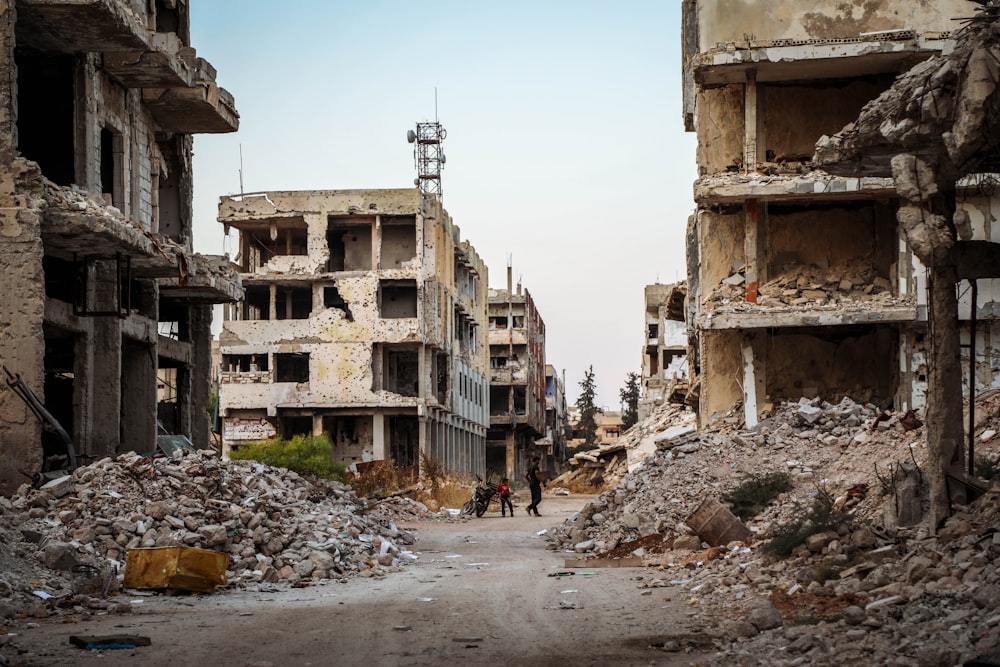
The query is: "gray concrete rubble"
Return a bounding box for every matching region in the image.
[545,391,1000,665]
[0,450,432,622]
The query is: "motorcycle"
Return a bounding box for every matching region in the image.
[461,473,499,517]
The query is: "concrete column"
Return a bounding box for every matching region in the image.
[189,304,213,448]
[744,70,759,169]
[505,430,515,482]
[372,412,386,460]
[744,198,761,303]
[120,337,157,453]
[90,316,123,457]
[741,338,759,428]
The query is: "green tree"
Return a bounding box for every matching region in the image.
[619,371,640,430]
[576,365,599,446]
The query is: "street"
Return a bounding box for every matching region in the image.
[10,494,716,667]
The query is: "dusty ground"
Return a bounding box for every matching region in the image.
[7,494,716,667]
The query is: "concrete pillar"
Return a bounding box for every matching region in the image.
[120,337,156,453]
[189,304,213,448]
[90,317,122,457]
[744,70,760,169]
[372,412,386,460]
[741,338,759,429]
[505,430,515,482]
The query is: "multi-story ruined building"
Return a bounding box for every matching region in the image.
[682,0,1000,426]
[487,271,546,478]
[543,364,568,467]
[216,189,489,475]
[640,283,688,420]
[0,0,240,493]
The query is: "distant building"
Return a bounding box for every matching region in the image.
[640,283,688,420]
[216,189,489,475]
[487,268,547,479]
[567,407,623,448]
[0,0,240,493]
[543,364,569,469]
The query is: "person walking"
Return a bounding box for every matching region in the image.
[497,477,514,517]
[525,455,544,516]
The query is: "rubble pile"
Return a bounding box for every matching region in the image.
[705,261,913,311]
[0,450,427,620]
[554,403,697,490]
[545,395,1000,665]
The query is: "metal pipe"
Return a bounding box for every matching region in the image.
[969,280,978,477]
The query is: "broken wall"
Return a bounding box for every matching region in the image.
[696,86,744,175]
[698,209,744,298]
[695,0,971,51]
[763,77,894,160]
[700,330,744,419]
[764,327,896,405]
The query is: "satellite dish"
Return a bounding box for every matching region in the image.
[406,130,416,144]
[441,154,446,164]
[414,178,419,186]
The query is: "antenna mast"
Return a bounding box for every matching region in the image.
[406,96,446,200]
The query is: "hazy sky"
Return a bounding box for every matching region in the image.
[189,1,697,408]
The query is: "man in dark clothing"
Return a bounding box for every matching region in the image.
[525,455,544,516]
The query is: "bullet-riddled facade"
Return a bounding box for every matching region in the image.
[682,0,1000,425]
[217,189,489,475]
[486,274,546,479]
[0,0,240,493]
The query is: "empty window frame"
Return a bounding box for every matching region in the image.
[100,126,125,209]
[275,353,310,383]
[16,52,75,186]
[222,354,269,372]
[382,347,419,397]
[327,218,373,271]
[241,220,308,272]
[379,280,418,319]
[275,285,312,320]
[242,285,271,320]
[379,216,417,269]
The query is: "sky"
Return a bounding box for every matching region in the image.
[188,1,697,409]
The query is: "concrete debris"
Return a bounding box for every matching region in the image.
[0,450,428,621]
[705,261,908,312]
[545,393,1000,665]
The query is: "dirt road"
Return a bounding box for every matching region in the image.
[9,494,716,667]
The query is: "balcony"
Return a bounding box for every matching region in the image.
[18,0,150,52]
[103,33,192,88]
[144,58,239,134]
[488,328,527,346]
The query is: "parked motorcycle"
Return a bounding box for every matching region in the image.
[462,473,499,517]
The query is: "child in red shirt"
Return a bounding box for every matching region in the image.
[498,478,514,517]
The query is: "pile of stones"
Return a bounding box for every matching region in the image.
[0,450,427,621]
[544,396,1000,665]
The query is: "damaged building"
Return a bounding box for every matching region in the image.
[543,364,569,467]
[0,0,241,493]
[216,189,489,475]
[487,272,547,478]
[681,0,1000,426]
[639,283,689,420]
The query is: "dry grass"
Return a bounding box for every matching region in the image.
[348,453,476,511]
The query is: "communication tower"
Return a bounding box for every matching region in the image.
[407,121,446,199]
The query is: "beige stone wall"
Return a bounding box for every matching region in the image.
[698,210,744,298]
[696,85,744,175]
[763,77,893,160]
[696,0,969,51]
[700,330,744,419]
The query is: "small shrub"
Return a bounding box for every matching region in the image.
[230,434,347,482]
[723,471,794,522]
[763,489,854,558]
[975,454,998,480]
